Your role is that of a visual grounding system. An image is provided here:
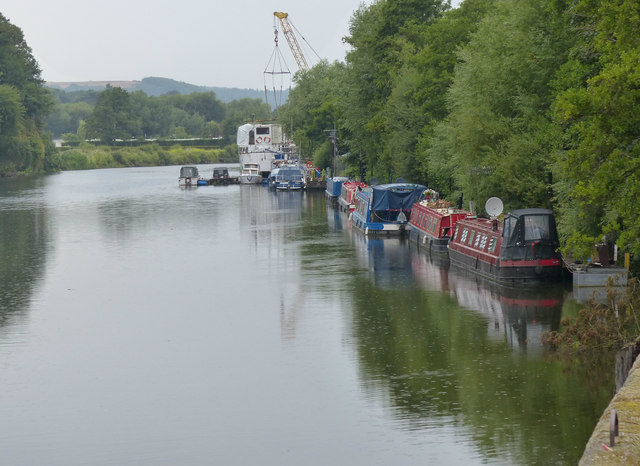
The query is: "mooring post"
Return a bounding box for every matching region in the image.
[609,409,619,447]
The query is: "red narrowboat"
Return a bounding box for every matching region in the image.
[338,181,368,212]
[448,208,564,284]
[408,192,469,255]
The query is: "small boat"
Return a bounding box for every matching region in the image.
[325,177,349,205]
[447,198,564,283]
[178,166,200,187]
[350,183,427,236]
[273,166,304,190]
[239,163,263,185]
[338,181,368,212]
[407,189,469,255]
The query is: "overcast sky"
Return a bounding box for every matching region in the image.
[2,0,371,90]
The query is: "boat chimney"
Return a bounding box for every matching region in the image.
[492,219,498,231]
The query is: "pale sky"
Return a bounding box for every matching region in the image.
[1,0,370,90]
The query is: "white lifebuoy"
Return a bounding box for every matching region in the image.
[264,137,271,143]
[256,136,263,143]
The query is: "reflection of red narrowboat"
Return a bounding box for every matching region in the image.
[338,181,368,212]
[448,207,564,284]
[407,191,469,255]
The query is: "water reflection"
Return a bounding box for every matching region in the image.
[330,208,613,465]
[0,176,50,332]
[0,171,615,466]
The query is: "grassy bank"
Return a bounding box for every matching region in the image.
[48,143,238,171]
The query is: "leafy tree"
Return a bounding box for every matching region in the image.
[85,85,141,143]
[44,101,92,137]
[342,0,446,182]
[426,0,572,211]
[0,13,54,174]
[278,60,347,164]
[553,0,640,255]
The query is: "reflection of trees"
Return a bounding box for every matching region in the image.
[0,179,49,329]
[349,276,614,465]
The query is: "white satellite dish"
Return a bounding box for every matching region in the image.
[485,197,504,218]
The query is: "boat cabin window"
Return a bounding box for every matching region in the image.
[460,228,468,243]
[479,234,488,250]
[249,130,255,145]
[524,215,551,241]
[474,233,482,248]
[468,231,475,245]
[503,216,517,240]
[488,237,497,253]
[256,127,270,135]
[180,166,198,177]
[431,218,438,233]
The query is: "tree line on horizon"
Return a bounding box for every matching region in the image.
[46,86,272,146]
[1,0,639,262]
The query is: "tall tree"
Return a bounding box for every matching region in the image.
[0,13,54,174]
[85,85,141,143]
[342,0,446,182]
[426,0,572,210]
[553,0,640,254]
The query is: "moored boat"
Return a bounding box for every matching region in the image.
[325,177,349,206]
[178,166,200,187]
[338,181,368,212]
[237,122,297,181]
[407,189,469,255]
[448,199,564,284]
[350,183,427,236]
[239,163,263,185]
[273,166,304,190]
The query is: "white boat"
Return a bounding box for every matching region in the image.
[239,163,263,185]
[236,122,297,180]
[178,166,201,187]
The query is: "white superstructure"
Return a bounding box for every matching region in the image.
[236,123,297,180]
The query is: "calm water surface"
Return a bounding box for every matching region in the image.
[0,165,614,465]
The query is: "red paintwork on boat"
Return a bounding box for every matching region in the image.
[339,181,368,212]
[409,201,469,240]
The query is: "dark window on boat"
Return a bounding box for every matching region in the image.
[460,228,468,243]
[431,218,438,233]
[256,127,270,135]
[468,230,475,245]
[524,215,551,241]
[249,130,255,145]
[488,237,497,253]
[423,216,429,229]
[503,216,517,241]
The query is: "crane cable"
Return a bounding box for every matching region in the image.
[263,27,291,112]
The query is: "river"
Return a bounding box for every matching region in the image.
[0,165,614,465]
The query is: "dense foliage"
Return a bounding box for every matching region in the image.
[278,0,640,265]
[0,13,54,176]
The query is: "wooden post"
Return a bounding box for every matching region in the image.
[625,252,630,270]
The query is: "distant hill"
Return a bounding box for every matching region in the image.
[45,76,285,103]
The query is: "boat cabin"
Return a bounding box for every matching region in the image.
[448,208,563,282]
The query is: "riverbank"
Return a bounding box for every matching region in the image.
[580,342,640,464]
[47,142,238,171]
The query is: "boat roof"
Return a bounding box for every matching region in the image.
[508,208,554,217]
[371,183,427,211]
[457,216,503,234]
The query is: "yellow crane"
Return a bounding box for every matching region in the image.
[273,12,310,72]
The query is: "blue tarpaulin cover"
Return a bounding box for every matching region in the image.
[371,184,427,211]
